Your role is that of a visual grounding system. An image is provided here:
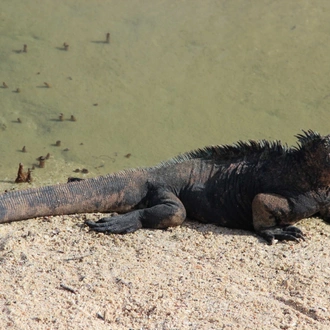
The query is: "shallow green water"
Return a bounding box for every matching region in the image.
[1,0,330,187]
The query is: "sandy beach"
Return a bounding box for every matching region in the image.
[1,213,330,329]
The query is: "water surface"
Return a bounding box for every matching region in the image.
[1,0,330,188]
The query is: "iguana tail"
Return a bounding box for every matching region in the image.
[0,170,148,223]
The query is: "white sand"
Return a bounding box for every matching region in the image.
[1,214,330,329]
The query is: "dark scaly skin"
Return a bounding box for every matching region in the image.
[1,130,330,244]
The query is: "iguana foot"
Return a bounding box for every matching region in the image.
[85,213,142,234]
[258,226,305,245]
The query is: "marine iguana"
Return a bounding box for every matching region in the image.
[1,130,330,244]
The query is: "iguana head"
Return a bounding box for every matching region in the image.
[295,130,330,186]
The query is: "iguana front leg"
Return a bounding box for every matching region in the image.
[252,193,311,244]
[318,205,330,223]
[86,188,186,234]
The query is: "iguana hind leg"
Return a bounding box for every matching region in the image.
[86,188,186,234]
[252,193,305,244]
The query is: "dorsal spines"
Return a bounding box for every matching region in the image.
[159,138,289,167]
[155,130,323,169]
[295,130,321,149]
